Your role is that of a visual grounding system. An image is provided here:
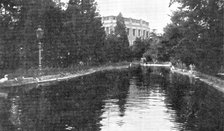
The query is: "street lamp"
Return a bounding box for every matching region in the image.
[36,26,44,72]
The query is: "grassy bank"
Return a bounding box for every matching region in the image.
[3,61,131,82]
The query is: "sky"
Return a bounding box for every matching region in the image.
[61,0,179,33]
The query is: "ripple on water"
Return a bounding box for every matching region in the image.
[100,75,180,131]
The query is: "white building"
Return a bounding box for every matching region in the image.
[102,16,150,46]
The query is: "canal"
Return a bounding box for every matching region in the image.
[0,67,224,131]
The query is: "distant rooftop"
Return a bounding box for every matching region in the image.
[102,15,149,27]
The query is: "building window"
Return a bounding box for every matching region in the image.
[104,17,109,20]
[109,28,113,34]
[106,27,109,34]
[133,29,136,36]
[146,31,149,38]
[138,30,141,36]
[143,30,145,38]
[127,28,130,35]
[124,18,129,22]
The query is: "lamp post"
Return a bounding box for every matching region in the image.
[36,26,44,72]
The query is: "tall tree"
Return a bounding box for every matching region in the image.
[0,0,66,69]
[164,0,224,74]
[43,5,65,67]
[114,13,130,61]
[131,33,164,62]
[65,0,106,64]
[0,0,22,69]
[0,0,107,70]
[131,37,146,60]
[80,0,106,63]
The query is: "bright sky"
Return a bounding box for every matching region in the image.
[61,0,179,33]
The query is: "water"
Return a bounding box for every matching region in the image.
[0,67,224,131]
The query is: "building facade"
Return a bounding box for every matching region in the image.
[102,16,150,46]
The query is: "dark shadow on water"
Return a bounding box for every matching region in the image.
[164,73,224,130]
[0,70,130,131]
[0,68,224,130]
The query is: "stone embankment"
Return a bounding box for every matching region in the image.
[2,62,223,93]
[171,68,224,93]
[0,65,130,88]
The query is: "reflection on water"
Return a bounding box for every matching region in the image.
[100,68,177,131]
[0,67,224,131]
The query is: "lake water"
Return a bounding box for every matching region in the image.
[0,67,224,131]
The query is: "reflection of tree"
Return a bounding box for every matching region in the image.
[165,73,224,130]
[115,74,130,117]
[0,70,132,131]
[19,74,109,131]
[142,67,169,87]
[0,70,133,131]
[130,66,144,86]
[0,97,15,131]
[9,96,21,129]
[103,70,130,117]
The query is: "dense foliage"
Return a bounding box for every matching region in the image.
[164,0,224,74]
[0,0,133,71]
[131,32,167,62]
[104,13,131,62]
[131,0,223,74]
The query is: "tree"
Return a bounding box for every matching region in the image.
[131,37,146,60]
[0,0,21,69]
[104,34,120,62]
[43,6,65,67]
[103,13,132,62]
[0,0,109,71]
[0,0,69,69]
[164,0,224,74]
[114,13,131,61]
[131,32,165,62]
[64,0,106,64]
